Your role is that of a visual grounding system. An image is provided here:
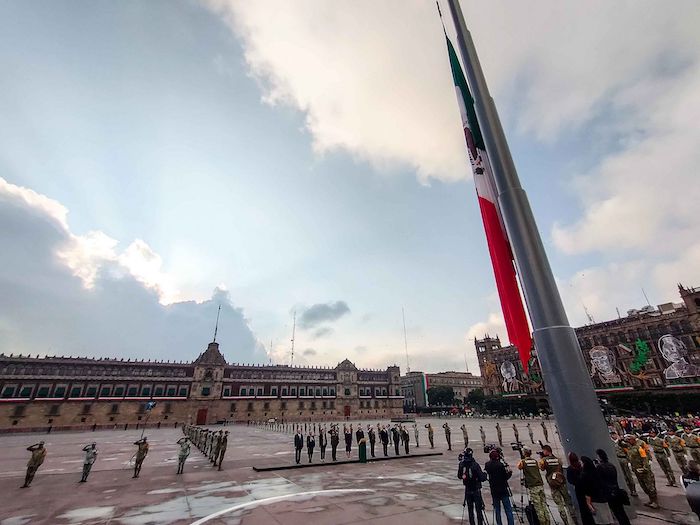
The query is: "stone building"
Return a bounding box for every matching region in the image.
[400,370,482,410]
[476,284,700,398]
[0,340,403,431]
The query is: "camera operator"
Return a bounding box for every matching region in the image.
[484,448,515,525]
[458,447,488,525]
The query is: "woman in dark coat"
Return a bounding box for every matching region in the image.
[580,456,614,525]
[567,452,595,525]
[595,449,631,525]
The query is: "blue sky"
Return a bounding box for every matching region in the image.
[1,0,699,372]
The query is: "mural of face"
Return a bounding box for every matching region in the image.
[589,346,620,384]
[659,334,700,380]
[500,360,517,380]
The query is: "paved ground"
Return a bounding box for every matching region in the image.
[0,417,696,524]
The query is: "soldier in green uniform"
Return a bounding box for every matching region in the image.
[612,432,638,497]
[527,423,534,444]
[517,446,549,525]
[539,445,575,525]
[217,431,228,470]
[425,423,435,448]
[645,430,676,486]
[133,437,149,478]
[480,425,486,447]
[21,441,47,488]
[541,421,549,443]
[625,434,659,508]
[460,424,469,449]
[666,429,688,473]
[442,422,452,451]
[683,427,700,464]
[512,423,520,443]
[496,422,503,447]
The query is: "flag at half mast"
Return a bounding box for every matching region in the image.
[445,35,533,371]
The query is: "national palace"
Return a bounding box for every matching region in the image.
[0,341,404,431]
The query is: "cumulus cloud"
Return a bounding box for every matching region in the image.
[298,301,350,329]
[465,312,506,343]
[302,348,316,357]
[311,327,334,340]
[0,177,264,363]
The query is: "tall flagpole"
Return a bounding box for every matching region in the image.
[446,0,615,462]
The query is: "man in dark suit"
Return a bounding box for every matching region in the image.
[368,425,377,458]
[294,429,304,464]
[306,433,315,463]
[319,426,327,462]
[391,425,400,455]
[330,425,340,461]
[380,426,389,456]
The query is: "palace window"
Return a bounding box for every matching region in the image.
[110,404,119,414]
[113,386,125,397]
[299,401,305,409]
[202,387,211,396]
[329,388,335,396]
[257,388,263,396]
[240,387,247,396]
[315,387,321,396]
[100,386,111,397]
[164,402,172,414]
[281,401,287,410]
[154,386,164,396]
[299,387,306,396]
[344,388,351,396]
[140,386,151,397]
[311,401,316,410]
[70,385,82,398]
[127,386,138,397]
[281,386,288,396]
[247,402,253,411]
[264,402,270,410]
[330,401,335,409]
[223,387,231,397]
[166,387,176,396]
[13,405,26,417]
[82,404,92,415]
[1,385,16,399]
[230,403,236,412]
[322,387,328,396]
[86,386,98,397]
[36,386,50,398]
[291,387,297,396]
[271,387,278,396]
[48,405,60,416]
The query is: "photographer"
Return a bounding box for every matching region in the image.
[458,448,488,525]
[484,449,515,525]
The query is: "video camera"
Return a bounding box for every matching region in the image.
[483,443,502,455]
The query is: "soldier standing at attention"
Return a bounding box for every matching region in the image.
[527,423,534,444]
[512,423,520,443]
[667,429,689,472]
[612,432,638,497]
[21,441,47,488]
[496,422,503,447]
[391,425,401,455]
[210,431,220,464]
[541,420,549,443]
[330,425,340,461]
[480,425,486,447]
[133,437,149,479]
[368,425,376,458]
[380,425,389,456]
[625,434,659,508]
[425,423,435,448]
[319,426,327,462]
[460,424,469,448]
[645,430,675,486]
[306,433,315,463]
[217,431,228,470]
[80,443,98,483]
[683,427,700,463]
[517,447,549,525]
[413,423,420,448]
[539,445,575,525]
[294,428,304,464]
[443,422,452,451]
[176,437,190,475]
[401,425,410,454]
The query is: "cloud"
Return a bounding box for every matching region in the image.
[0,177,265,363]
[298,301,350,329]
[302,348,316,357]
[311,327,333,340]
[465,312,506,343]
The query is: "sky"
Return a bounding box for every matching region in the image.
[1,0,699,374]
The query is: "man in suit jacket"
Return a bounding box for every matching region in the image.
[391,426,401,455]
[318,426,327,462]
[380,426,389,456]
[294,429,304,464]
[368,425,377,458]
[306,434,315,463]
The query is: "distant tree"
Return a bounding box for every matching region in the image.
[467,388,485,407]
[427,386,455,406]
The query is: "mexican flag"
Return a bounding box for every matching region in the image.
[445,35,533,371]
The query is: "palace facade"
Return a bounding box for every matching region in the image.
[476,284,700,398]
[0,341,403,431]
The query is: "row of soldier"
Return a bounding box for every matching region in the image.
[182,424,229,472]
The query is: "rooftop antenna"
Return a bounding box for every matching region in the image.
[642,287,651,306]
[213,304,221,342]
[269,339,273,365]
[464,346,470,373]
[402,307,410,373]
[616,307,621,319]
[290,310,296,366]
[582,303,595,324]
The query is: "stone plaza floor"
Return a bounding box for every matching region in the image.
[0,417,696,524]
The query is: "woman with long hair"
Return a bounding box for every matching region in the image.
[596,449,631,525]
[567,452,595,525]
[581,455,615,524]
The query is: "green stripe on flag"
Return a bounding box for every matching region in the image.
[446,36,485,151]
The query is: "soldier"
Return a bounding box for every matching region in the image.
[401,425,410,455]
[80,443,98,483]
[425,423,435,448]
[541,420,549,443]
[517,446,549,525]
[391,425,401,455]
[307,433,315,463]
[625,434,659,508]
[176,437,190,475]
[319,426,327,462]
[460,424,469,448]
[330,425,340,461]
[667,429,689,472]
[413,423,420,448]
[443,422,452,451]
[368,425,376,458]
[539,445,575,525]
[21,441,47,488]
[295,428,305,464]
[683,427,700,463]
[645,430,675,486]
[217,431,228,470]
[210,431,221,464]
[512,423,520,444]
[480,425,486,448]
[496,422,503,447]
[380,425,389,456]
[612,432,638,497]
[133,437,149,478]
[527,422,535,444]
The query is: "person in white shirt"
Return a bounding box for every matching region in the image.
[80,443,98,483]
